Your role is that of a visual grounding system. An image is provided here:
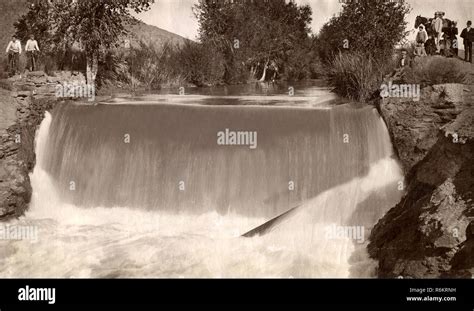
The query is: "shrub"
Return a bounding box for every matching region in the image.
[96,39,226,91]
[175,41,225,87]
[97,50,133,90]
[405,56,470,86]
[326,52,395,102]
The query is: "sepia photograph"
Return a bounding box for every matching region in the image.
[0,0,472,307]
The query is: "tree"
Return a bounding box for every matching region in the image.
[16,0,155,86]
[194,0,313,83]
[317,0,410,63]
[15,1,53,52]
[15,1,75,71]
[64,0,155,86]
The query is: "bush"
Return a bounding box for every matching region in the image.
[96,40,227,91]
[175,41,225,87]
[97,50,133,90]
[326,52,395,102]
[405,56,470,86]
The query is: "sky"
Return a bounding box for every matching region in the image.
[135,0,474,41]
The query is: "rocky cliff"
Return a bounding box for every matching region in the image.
[0,71,84,220]
[369,83,473,278]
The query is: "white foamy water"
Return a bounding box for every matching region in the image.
[0,105,403,278]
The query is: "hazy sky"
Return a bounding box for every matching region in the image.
[136,0,474,40]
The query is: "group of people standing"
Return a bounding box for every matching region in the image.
[414,11,473,63]
[5,34,40,76]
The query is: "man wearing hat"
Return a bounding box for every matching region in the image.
[432,12,444,54]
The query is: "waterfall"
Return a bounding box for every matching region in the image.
[0,100,403,278]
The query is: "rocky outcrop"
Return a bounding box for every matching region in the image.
[369,83,473,278]
[0,71,80,220]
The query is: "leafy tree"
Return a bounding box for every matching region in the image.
[14,1,52,52]
[15,0,155,86]
[63,0,155,86]
[317,0,410,63]
[194,0,313,83]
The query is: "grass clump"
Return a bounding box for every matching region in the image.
[326,52,395,102]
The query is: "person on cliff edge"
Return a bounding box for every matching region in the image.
[25,34,40,72]
[5,35,22,76]
[460,21,474,63]
[432,12,444,54]
[415,24,428,57]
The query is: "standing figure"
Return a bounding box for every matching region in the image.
[446,21,459,57]
[432,12,444,54]
[415,24,428,57]
[460,21,474,63]
[25,34,40,71]
[5,35,22,76]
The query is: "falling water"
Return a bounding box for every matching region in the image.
[0,91,403,278]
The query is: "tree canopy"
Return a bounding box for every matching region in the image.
[317,0,410,63]
[15,0,155,85]
[194,0,314,82]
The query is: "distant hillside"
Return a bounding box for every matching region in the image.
[126,19,189,48]
[0,2,187,58]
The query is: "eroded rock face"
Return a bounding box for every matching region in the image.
[0,71,86,220]
[0,75,61,220]
[369,84,473,278]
